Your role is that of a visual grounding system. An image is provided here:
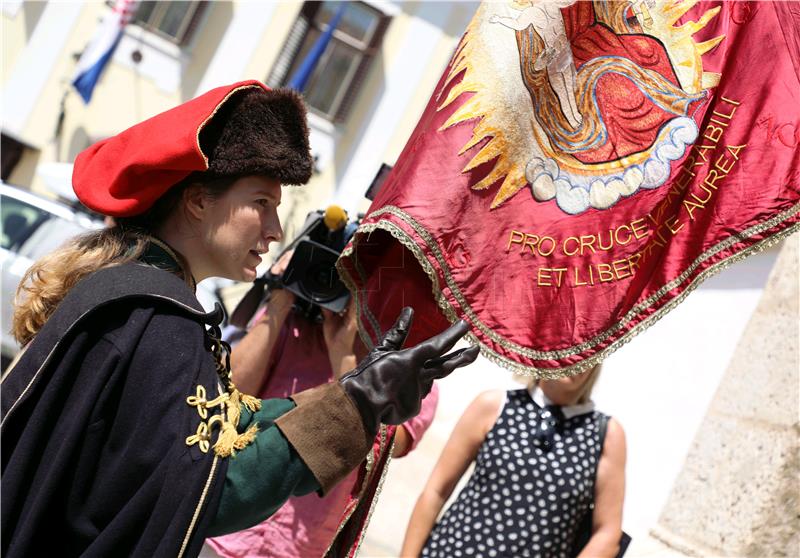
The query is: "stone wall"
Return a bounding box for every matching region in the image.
[653,234,800,556]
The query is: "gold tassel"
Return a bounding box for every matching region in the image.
[226,388,242,426]
[233,423,260,451]
[211,384,263,458]
[201,326,264,458]
[240,392,262,412]
[213,421,240,458]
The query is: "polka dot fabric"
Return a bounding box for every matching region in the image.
[421,389,605,558]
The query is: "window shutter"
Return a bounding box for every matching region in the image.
[333,12,391,122]
[180,1,208,46]
[267,2,320,88]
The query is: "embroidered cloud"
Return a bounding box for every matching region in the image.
[525,117,699,214]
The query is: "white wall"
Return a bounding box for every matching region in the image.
[332,2,453,215]
[2,1,83,144]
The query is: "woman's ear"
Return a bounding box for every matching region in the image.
[183,184,208,221]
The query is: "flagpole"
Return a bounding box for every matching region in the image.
[52,88,70,162]
[286,3,347,93]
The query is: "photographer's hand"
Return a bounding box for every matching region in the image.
[230,251,296,395]
[322,298,359,379]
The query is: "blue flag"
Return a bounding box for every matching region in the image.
[72,0,137,104]
[287,4,347,92]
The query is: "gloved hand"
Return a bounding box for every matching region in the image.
[340,307,479,436]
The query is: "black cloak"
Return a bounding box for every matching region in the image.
[2,262,229,557]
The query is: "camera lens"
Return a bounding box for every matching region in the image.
[301,262,346,303]
[283,238,350,313]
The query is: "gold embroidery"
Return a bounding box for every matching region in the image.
[186,384,229,420]
[186,420,211,454]
[186,411,226,454]
[338,202,800,378]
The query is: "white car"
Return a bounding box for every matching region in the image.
[1,183,104,364]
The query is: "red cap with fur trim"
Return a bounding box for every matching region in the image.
[73,80,312,217]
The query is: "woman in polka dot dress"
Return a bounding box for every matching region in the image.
[402,365,626,558]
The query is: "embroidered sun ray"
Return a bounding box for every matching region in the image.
[436,1,725,210]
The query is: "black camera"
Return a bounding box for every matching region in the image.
[281,164,394,318]
[280,206,358,317]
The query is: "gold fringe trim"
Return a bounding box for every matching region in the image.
[337,202,800,379]
[212,383,262,458]
[338,238,383,352]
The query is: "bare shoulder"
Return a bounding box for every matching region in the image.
[602,417,627,462]
[462,390,506,436]
[470,390,505,419]
[605,417,626,441]
[473,389,505,410]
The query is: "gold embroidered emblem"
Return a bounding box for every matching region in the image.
[186,384,229,420]
[186,417,218,454]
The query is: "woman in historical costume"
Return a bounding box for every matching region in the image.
[1,80,478,558]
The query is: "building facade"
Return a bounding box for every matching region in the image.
[2,0,476,244]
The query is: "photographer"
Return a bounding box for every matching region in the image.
[206,250,439,557]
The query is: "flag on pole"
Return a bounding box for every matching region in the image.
[338,1,800,377]
[287,3,347,92]
[72,0,138,104]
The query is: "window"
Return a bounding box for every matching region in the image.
[1,134,27,182]
[0,197,48,251]
[131,1,206,44]
[267,1,391,122]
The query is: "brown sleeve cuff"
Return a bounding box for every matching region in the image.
[275,382,372,494]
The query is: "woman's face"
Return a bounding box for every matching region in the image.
[196,175,283,282]
[539,367,594,405]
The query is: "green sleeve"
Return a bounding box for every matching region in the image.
[206,398,321,536]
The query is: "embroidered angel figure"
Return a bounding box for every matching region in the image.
[490,0,583,130]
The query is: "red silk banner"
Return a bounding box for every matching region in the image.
[338,1,800,376]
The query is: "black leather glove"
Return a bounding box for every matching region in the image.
[339,307,479,436]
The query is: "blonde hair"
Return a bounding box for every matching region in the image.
[528,363,603,405]
[12,227,148,346]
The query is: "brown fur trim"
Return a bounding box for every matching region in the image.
[200,87,313,185]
